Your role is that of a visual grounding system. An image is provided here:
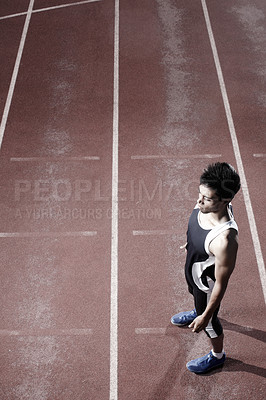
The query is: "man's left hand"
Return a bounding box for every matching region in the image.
[188,315,209,333]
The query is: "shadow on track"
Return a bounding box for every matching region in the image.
[224,357,266,378]
[147,321,266,399]
[220,318,266,343]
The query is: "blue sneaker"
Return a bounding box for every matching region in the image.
[171,309,197,326]
[186,351,226,374]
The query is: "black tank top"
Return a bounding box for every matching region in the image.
[185,204,238,294]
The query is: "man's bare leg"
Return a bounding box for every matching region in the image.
[210,333,224,353]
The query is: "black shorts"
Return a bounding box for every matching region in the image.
[192,285,223,339]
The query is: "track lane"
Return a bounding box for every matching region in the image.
[118,0,266,399]
[0,1,114,399]
[206,0,266,272]
[0,1,29,18]
[0,17,25,118]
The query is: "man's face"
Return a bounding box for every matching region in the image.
[197,184,225,214]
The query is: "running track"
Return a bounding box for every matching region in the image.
[0,1,265,399]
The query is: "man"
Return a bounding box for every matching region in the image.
[171,162,241,373]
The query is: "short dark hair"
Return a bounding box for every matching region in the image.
[200,162,241,200]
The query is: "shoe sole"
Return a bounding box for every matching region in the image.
[171,320,191,326]
[170,318,195,327]
[187,361,225,374]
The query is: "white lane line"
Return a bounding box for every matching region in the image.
[202,0,266,303]
[32,0,102,14]
[0,12,27,21]
[131,154,222,160]
[110,1,119,400]
[133,230,179,236]
[0,231,97,238]
[135,328,166,335]
[253,154,266,158]
[0,328,93,336]
[0,0,102,20]
[0,0,35,149]
[10,156,100,162]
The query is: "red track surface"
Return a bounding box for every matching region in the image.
[0,1,265,399]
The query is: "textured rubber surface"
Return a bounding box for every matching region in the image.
[0,0,265,399]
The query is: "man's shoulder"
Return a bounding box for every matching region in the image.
[210,228,238,256]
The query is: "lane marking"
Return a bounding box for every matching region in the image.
[0,328,93,336]
[253,154,266,158]
[0,0,35,149]
[135,328,166,335]
[201,0,266,303]
[110,1,119,400]
[10,156,100,162]
[131,154,222,160]
[0,231,97,238]
[0,0,102,20]
[32,0,102,14]
[0,12,28,21]
[133,230,179,236]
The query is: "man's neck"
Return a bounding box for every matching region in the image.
[200,206,229,228]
